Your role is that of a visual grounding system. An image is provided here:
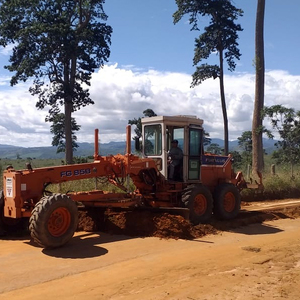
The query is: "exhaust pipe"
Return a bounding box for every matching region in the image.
[94,129,99,159]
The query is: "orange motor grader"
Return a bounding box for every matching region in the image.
[0,115,262,248]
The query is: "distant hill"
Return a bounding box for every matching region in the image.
[0,138,278,160]
[0,141,134,159]
[209,138,277,154]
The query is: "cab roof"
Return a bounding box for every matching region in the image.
[141,115,204,127]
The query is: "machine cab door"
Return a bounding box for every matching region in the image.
[143,123,164,173]
[142,123,184,179]
[187,126,203,182]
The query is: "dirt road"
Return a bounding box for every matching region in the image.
[1,201,300,300]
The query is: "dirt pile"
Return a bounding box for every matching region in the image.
[77,205,300,240]
[77,208,217,239]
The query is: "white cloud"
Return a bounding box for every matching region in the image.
[0,44,14,56]
[0,85,51,147]
[0,64,299,148]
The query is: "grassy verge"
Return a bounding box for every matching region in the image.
[1,158,300,200]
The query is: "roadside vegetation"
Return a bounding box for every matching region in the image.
[238,156,300,201]
[1,155,299,201]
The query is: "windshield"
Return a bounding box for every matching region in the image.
[144,124,162,156]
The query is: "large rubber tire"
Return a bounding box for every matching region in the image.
[182,185,213,225]
[29,194,78,249]
[213,183,241,220]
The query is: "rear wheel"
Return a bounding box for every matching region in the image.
[29,194,78,249]
[182,185,213,224]
[213,183,241,220]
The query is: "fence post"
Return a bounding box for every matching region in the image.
[247,164,251,181]
[271,164,275,176]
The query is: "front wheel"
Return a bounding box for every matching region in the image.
[29,194,78,249]
[182,185,213,225]
[213,183,241,220]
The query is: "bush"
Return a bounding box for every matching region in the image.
[262,172,300,199]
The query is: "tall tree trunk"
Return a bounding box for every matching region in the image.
[252,0,265,176]
[64,56,77,164]
[219,49,229,155]
[65,100,73,164]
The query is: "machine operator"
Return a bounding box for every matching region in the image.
[167,139,183,180]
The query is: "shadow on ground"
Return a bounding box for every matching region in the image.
[1,204,299,252]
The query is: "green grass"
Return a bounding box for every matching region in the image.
[0,158,63,171]
[260,168,300,199]
[238,155,300,201]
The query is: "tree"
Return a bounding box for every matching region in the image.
[173,0,243,155]
[0,0,112,164]
[238,131,252,153]
[128,109,157,140]
[252,0,266,176]
[128,109,157,154]
[48,113,81,154]
[263,105,300,177]
[203,131,211,147]
[206,143,223,155]
[237,130,253,168]
[230,150,242,170]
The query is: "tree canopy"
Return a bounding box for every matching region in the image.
[263,105,300,175]
[237,130,253,169]
[238,131,252,153]
[128,109,157,140]
[206,143,223,155]
[48,113,80,154]
[0,0,112,164]
[173,0,243,155]
[174,0,243,85]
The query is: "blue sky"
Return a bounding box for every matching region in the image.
[105,0,300,75]
[0,0,300,148]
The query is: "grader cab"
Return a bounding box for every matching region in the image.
[0,115,262,249]
[141,115,203,183]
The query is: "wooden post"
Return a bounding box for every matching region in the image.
[271,164,275,176]
[247,164,251,181]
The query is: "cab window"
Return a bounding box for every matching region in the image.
[144,124,162,156]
